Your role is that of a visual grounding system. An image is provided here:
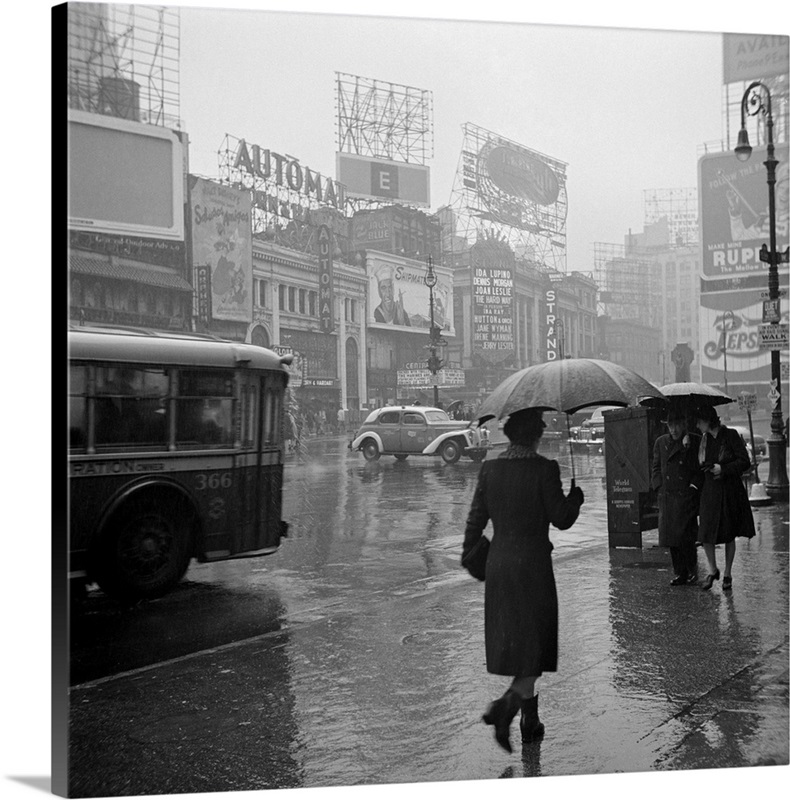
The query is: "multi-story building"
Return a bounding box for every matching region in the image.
[249,238,367,415]
[67,5,193,333]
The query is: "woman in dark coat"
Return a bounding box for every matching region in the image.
[694,405,756,591]
[462,409,584,753]
[651,408,703,585]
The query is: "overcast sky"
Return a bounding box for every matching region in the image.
[176,2,746,270]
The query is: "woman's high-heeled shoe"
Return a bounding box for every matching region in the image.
[722,575,732,591]
[700,569,720,591]
[482,689,521,753]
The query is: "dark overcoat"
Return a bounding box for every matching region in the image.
[697,425,756,544]
[651,432,703,547]
[463,452,581,677]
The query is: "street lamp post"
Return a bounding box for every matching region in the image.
[424,256,441,408]
[735,81,789,498]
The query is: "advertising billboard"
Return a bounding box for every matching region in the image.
[470,237,515,363]
[366,252,454,336]
[189,176,253,323]
[336,153,431,207]
[722,33,789,83]
[698,143,789,391]
[698,145,789,278]
[68,110,184,241]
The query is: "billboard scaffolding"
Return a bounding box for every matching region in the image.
[643,188,698,246]
[335,72,434,165]
[335,72,434,213]
[447,123,567,272]
[67,3,181,129]
[594,242,660,328]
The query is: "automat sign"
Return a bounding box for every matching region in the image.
[317,225,335,333]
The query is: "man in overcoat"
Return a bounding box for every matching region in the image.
[651,408,703,586]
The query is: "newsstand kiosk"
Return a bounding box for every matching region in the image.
[603,405,665,548]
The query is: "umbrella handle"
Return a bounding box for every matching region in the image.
[565,413,576,483]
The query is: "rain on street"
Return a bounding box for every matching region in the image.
[67,436,788,796]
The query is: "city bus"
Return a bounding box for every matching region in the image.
[68,325,292,600]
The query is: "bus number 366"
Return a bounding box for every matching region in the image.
[195,472,232,490]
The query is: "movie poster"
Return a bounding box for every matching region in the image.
[189,175,253,323]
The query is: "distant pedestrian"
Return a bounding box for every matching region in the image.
[694,405,756,591]
[462,408,584,753]
[651,409,703,586]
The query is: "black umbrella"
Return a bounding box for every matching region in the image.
[475,359,666,482]
[476,359,665,422]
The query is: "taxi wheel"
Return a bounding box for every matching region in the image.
[440,439,462,464]
[361,439,381,461]
[394,454,408,461]
[469,452,486,462]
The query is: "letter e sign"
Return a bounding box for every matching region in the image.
[371,163,399,198]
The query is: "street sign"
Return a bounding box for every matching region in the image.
[758,323,789,350]
[763,298,781,323]
[737,391,758,411]
[760,289,787,298]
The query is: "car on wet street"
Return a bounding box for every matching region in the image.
[729,424,767,465]
[348,404,491,463]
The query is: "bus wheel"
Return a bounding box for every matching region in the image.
[361,439,381,461]
[394,453,408,461]
[440,439,462,464]
[94,495,193,600]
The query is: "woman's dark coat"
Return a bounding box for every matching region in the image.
[651,432,703,547]
[463,453,581,677]
[697,425,756,544]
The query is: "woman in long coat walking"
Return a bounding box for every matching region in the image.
[462,409,584,753]
[651,408,703,585]
[694,405,756,591]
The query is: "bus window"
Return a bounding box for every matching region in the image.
[241,380,258,449]
[262,387,282,446]
[176,370,234,448]
[69,365,87,451]
[94,367,169,449]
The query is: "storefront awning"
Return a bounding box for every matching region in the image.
[69,254,193,292]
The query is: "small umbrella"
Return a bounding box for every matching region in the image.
[655,382,734,408]
[475,359,666,483]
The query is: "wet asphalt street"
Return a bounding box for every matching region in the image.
[67,436,789,796]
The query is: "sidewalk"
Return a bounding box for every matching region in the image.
[534,500,789,775]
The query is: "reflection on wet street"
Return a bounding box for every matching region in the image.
[68,438,788,795]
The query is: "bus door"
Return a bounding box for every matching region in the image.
[235,372,284,553]
[256,374,285,550]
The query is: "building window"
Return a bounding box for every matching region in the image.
[288,286,296,312]
[345,298,357,322]
[309,291,317,316]
[299,288,306,314]
[279,284,287,311]
[255,279,268,308]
